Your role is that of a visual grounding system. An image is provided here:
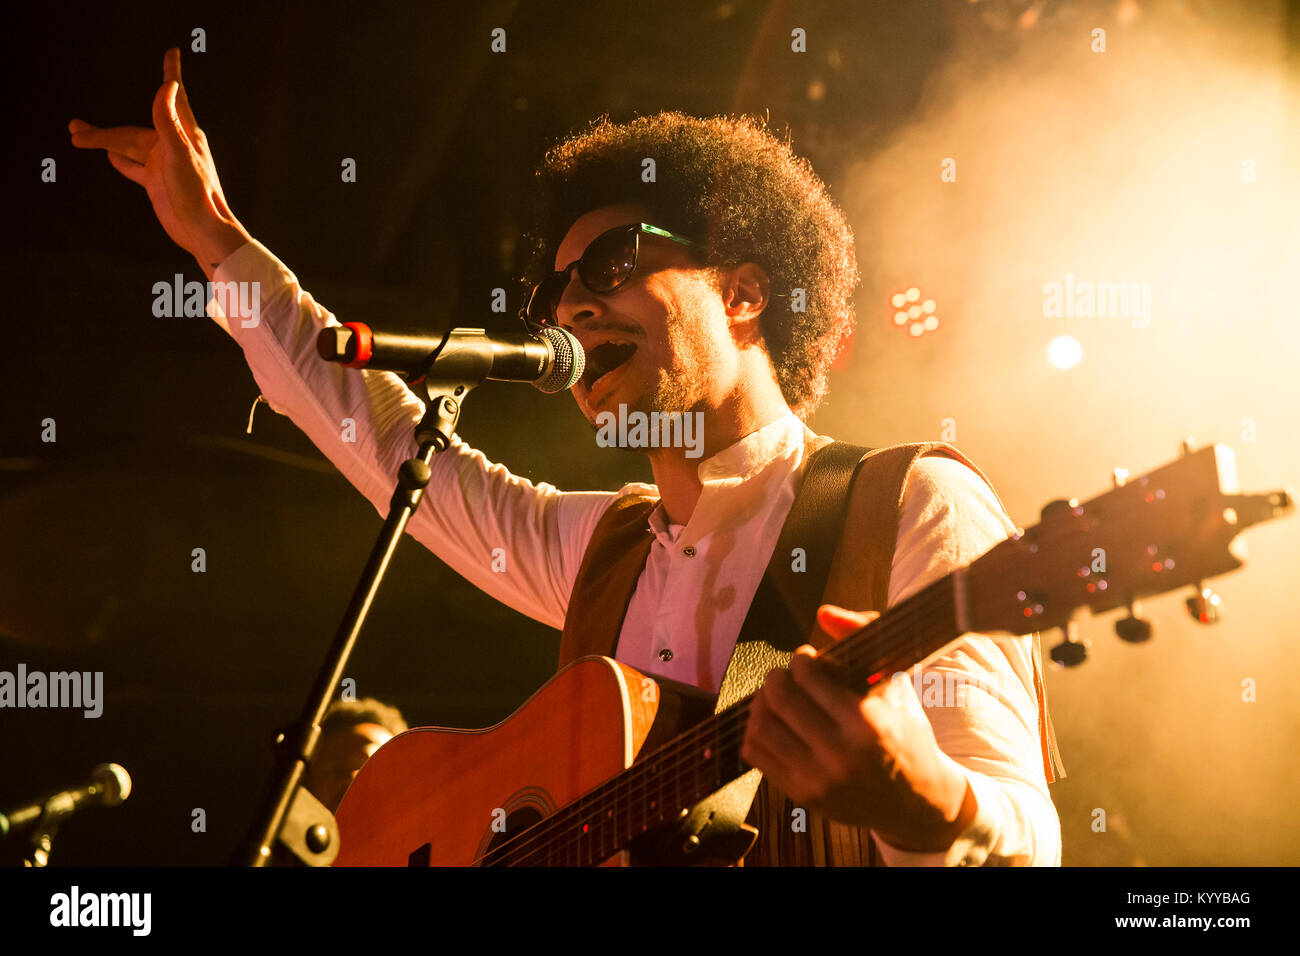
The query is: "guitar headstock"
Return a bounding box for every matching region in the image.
[966,443,1293,652]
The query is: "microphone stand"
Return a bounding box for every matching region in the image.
[236,345,489,867]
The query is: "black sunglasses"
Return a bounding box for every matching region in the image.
[522,222,707,328]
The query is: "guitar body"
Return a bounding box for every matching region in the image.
[335,656,664,866]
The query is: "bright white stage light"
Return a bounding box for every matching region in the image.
[1048,335,1083,369]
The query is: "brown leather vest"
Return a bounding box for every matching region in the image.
[557,438,1061,866]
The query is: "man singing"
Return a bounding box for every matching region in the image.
[70,48,1062,866]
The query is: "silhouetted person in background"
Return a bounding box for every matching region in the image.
[303,698,408,814]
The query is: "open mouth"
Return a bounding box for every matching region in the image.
[581,342,638,393]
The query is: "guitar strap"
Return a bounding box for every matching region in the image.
[716,437,873,712]
[708,437,876,864]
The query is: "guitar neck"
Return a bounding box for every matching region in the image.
[482,574,963,866]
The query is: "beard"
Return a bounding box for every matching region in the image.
[629,298,720,417]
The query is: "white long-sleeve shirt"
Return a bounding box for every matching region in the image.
[207,238,1062,866]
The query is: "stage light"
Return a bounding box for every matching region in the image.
[1048,335,1083,369]
[890,288,941,337]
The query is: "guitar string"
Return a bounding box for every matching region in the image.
[484,551,1064,867]
[487,597,953,867]
[493,539,1080,867]
[522,659,935,865]
[480,584,957,866]
[490,616,1020,866]
[476,581,957,865]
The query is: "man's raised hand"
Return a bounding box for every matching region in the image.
[69,47,249,278]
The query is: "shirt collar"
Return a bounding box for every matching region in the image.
[647,412,806,537]
[696,412,805,482]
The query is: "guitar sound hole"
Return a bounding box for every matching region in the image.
[481,806,546,862]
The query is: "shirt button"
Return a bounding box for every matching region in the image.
[681,546,696,558]
[658,648,674,662]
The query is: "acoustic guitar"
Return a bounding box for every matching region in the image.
[332,443,1291,866]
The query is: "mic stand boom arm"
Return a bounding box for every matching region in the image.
[236,344,487,867]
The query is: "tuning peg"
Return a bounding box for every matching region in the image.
[1050,620,1089,667]
[1115,600,1153,642]
[1040,497,1078,522]
[1180,436,1196,455]
[1186,583,1222,624]
[1112,467,1129,488]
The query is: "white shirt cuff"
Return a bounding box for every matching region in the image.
[205,238,289,341]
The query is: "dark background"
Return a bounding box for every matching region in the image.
[2,0,1297,866]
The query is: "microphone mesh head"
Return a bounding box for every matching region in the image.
[92,763,132,806]
[534,327,585,393]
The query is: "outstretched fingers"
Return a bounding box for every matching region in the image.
[68,121,157,165]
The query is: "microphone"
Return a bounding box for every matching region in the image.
[0,763,132,838]
[316,323,585,394]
